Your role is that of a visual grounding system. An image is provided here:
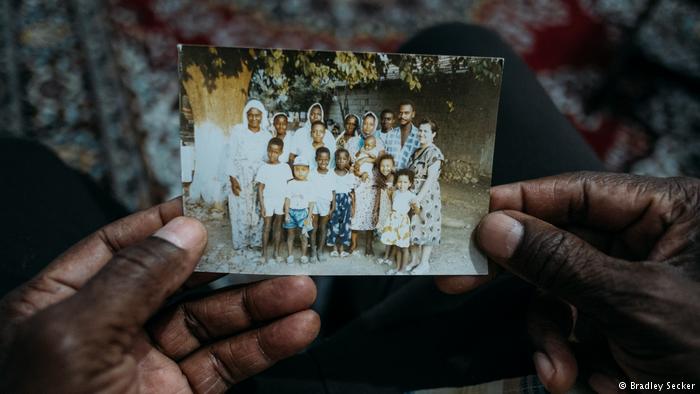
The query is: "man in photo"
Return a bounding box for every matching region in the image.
[383,100,421,169]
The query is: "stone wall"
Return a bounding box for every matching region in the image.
[326,73,500,183]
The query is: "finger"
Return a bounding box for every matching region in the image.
[66,217,207,332]
[2,199,188,321]
[528,295,578,394]
[476,210,628,310]
[179,309,320,392]
[150,276,317,360]
[489,173,675,255]
[434,275,490,294]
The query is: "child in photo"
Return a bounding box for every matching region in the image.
[255,138,292,264]
[271,112,294,164]
[380,168,420,274]
[291,121,334,171]
[326,149,356,257]
[373,153,396,265]
[309,147,334,263]
[283,156,316,264]
[354,134,380,182]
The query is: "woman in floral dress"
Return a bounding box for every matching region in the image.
[408,119,444,274]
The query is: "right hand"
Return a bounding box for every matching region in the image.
[0,199,320,393]
[437,172,700,392]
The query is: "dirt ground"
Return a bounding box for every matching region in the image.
[185,181,489,276]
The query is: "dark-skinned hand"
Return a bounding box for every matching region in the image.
[437,172,700,393]
[0,199,320,393]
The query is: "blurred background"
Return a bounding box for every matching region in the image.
[1,0,699,211]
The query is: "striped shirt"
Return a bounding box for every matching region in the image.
[383,124,420,169]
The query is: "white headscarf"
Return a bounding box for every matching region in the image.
[241,99,270,132]
[361,111,378,137]
[304,102,324,129]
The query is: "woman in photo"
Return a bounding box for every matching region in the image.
[407,119,444,274]
[226,99,272,251]
[349,112,380,256]
[335,113,359,150]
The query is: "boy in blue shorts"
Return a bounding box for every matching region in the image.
[283,156,316,264]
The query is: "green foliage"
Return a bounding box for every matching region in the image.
[180,45,503,97]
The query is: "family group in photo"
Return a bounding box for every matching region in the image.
[223,98,444,274]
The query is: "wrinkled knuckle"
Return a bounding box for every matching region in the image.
[522,230,586,290]
[112,238,179,277]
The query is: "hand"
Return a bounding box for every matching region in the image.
[230,177,241,196]
[260,205,267,218]
[0,199,320,393]
[436,172,700,392]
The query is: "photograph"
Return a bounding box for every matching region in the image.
[179,45,502,275]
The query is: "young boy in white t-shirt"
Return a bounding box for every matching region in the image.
[256,137,292,264]
[309,146,335,263]
[283,156,316,264]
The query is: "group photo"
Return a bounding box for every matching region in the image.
[179,45,502,275]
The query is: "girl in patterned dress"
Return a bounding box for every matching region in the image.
[373,153,396,265]
[326,149,357,257]
[380,169,420,274]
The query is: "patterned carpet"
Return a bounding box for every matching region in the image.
[1,0,699,211]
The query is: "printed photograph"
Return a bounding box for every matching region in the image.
[179,45,502,275]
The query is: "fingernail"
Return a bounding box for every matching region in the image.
[153,217,206,250]
[477,212,523,259]
[533,352,554,386]
[588,373,619,394]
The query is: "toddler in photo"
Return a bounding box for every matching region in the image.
[380,168,420,274]
[326,149,357,257]
[310,147,334,263]
[255,138,292,264]
[354,135,380,182]
[283,156,316,264]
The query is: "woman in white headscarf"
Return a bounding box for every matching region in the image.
[346,111,385,159]
[349,111,383,256]
[291,103,336,156]
[226,99,272,250]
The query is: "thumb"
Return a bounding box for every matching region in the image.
[67,216,207,333]
[476,211,626,310]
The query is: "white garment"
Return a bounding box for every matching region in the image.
[189,121,229,204]
[392,190,418,215]
[255,162,292,200]
[278,133,295,163]
[226,126,271,176]
[310,170,334,215]
[285,179,316,209]
[332,171,358,194]
[180,144,194,183]
[294,141,335,171]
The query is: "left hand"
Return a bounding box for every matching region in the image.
[0,199,320,393]
[436,172,700,393]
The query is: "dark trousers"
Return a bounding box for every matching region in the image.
[0,23,603,393]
